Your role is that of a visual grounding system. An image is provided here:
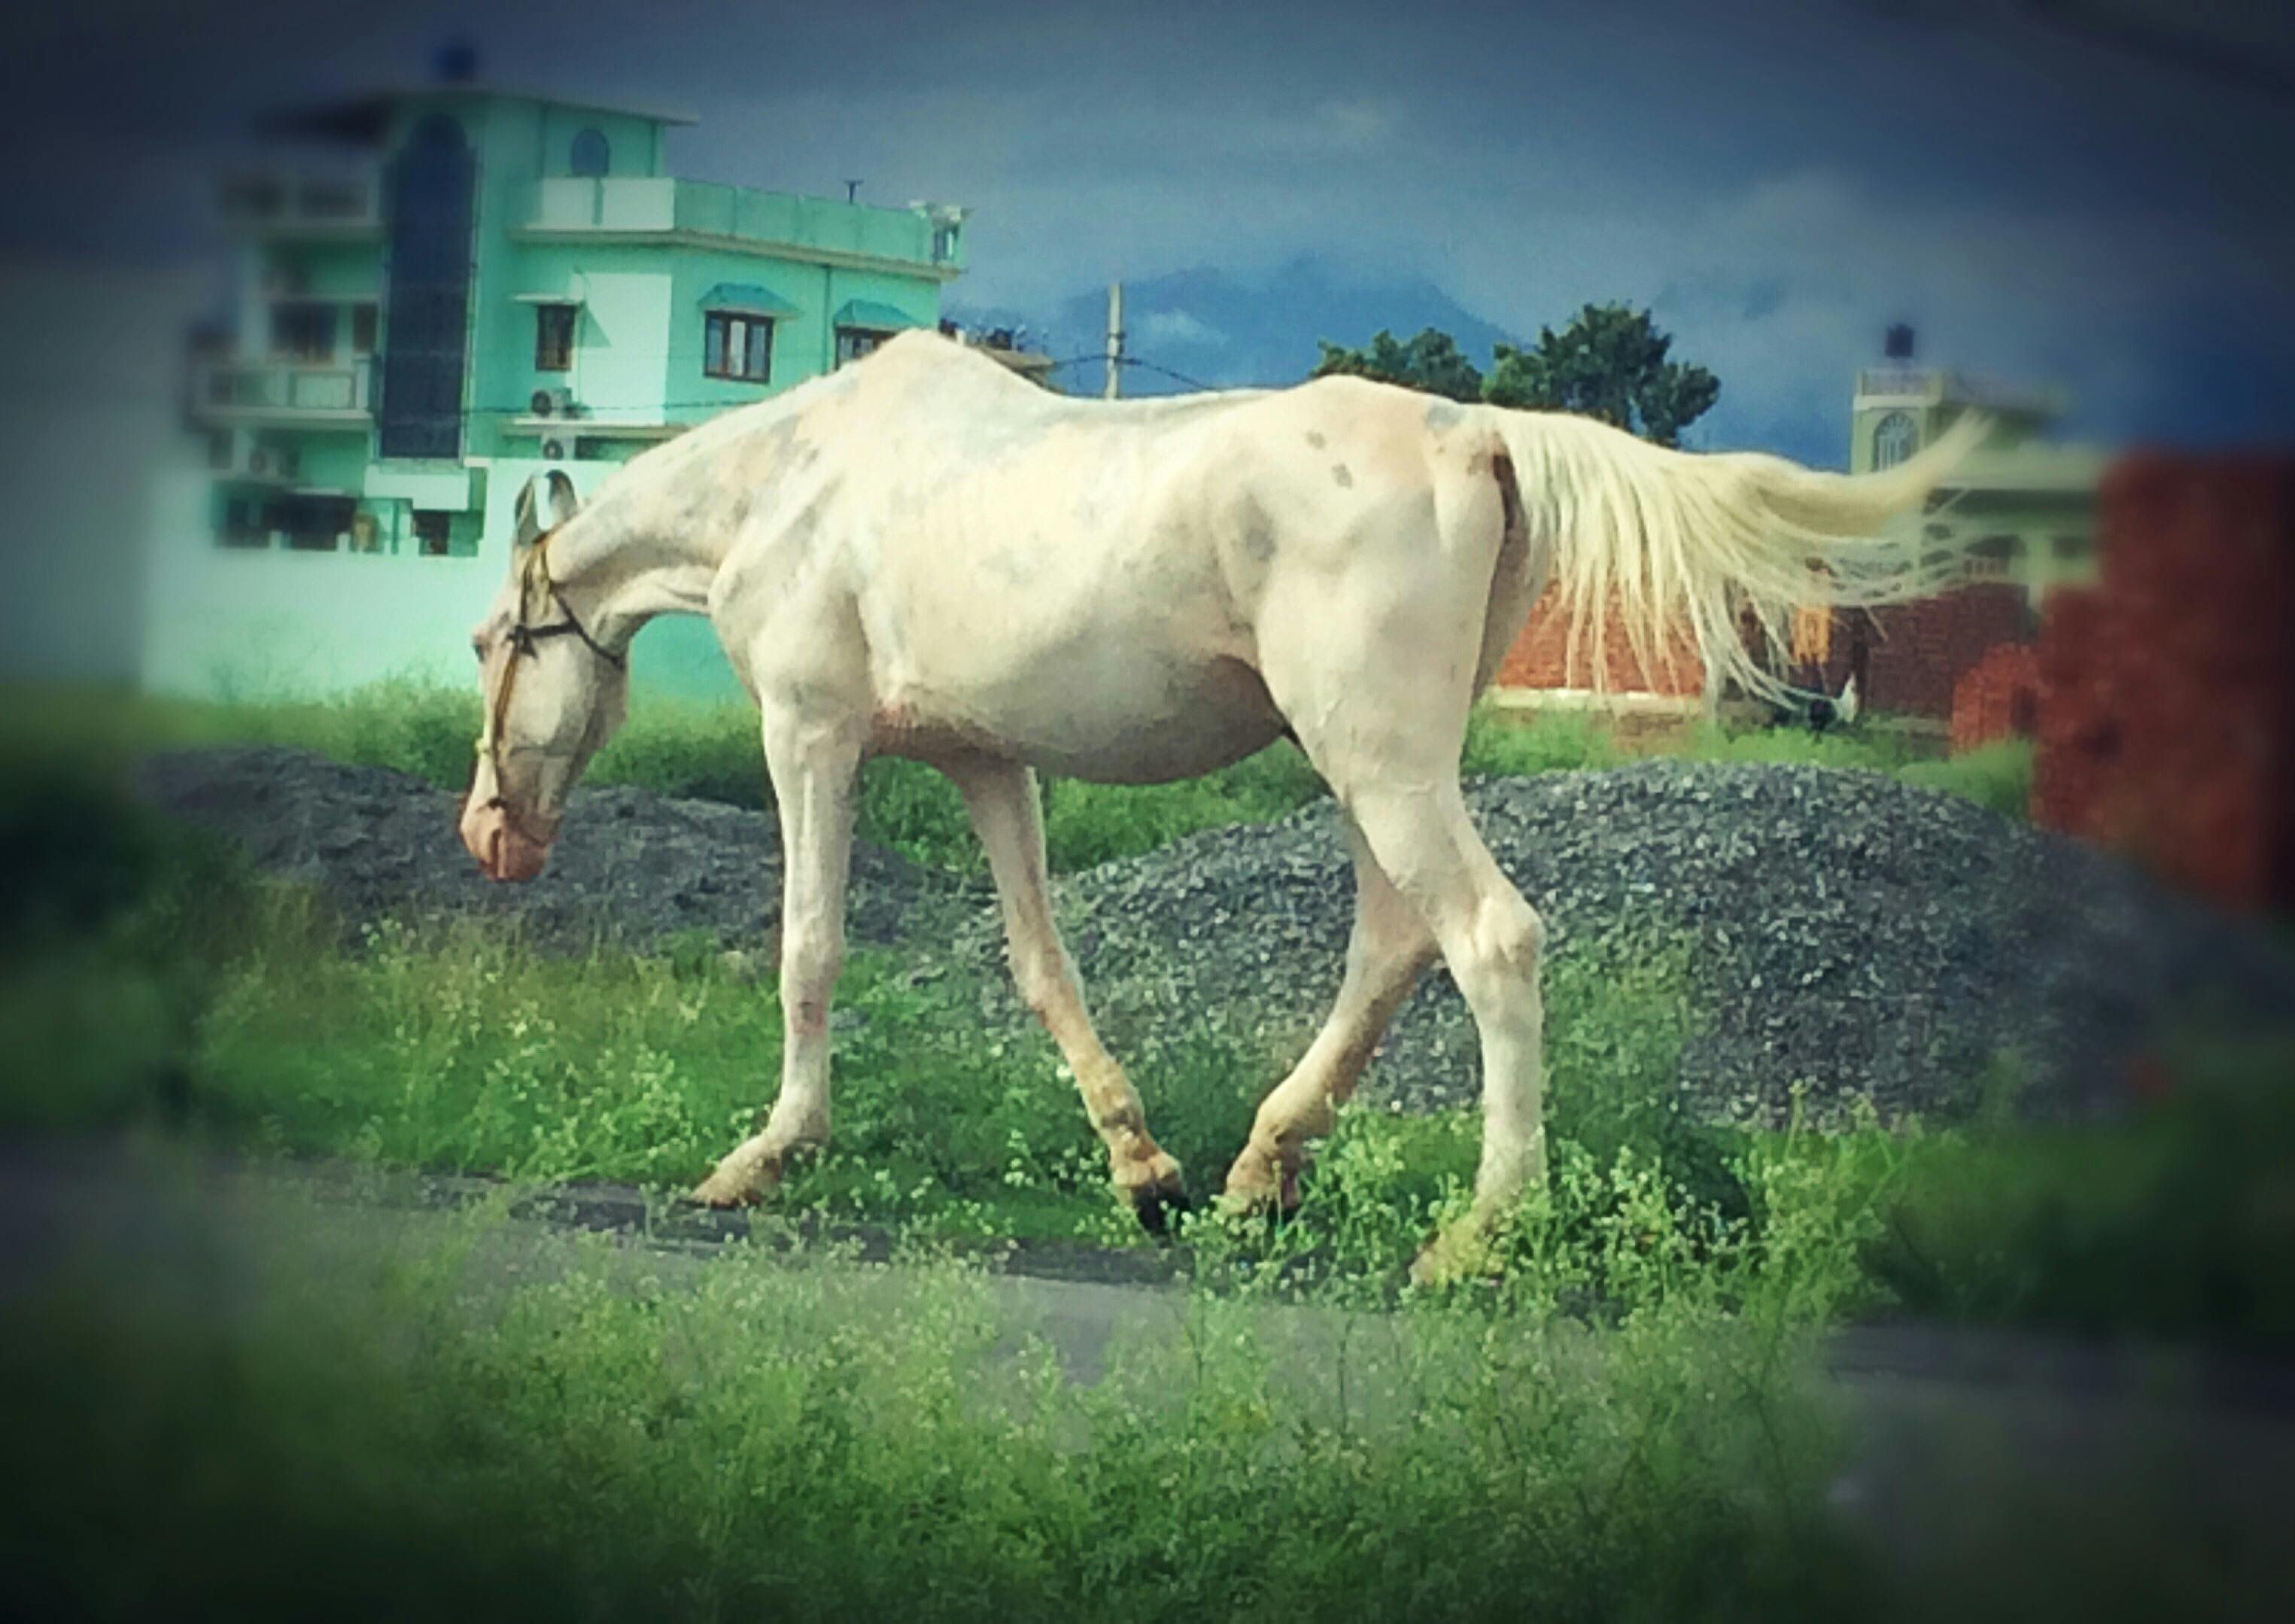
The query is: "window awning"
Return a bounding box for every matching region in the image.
[834,299,917,333]
[513,290,585,306]
[700,282,799,318]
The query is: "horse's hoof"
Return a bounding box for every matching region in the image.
[1409,1222,1505,1288]
[1134,1182,1193,1236]
[688,1154,777,1209]
[1215,1169,1300,1217]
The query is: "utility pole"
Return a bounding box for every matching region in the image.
[1103,281,1123,401]
[844,179,862,204]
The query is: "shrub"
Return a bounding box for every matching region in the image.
[1895,739,2034,821]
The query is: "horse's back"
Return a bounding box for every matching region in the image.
[732,342,1515,782]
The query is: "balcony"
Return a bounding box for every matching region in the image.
[194,358,374,425]
[517,178,965,276]
[218,170,381,237]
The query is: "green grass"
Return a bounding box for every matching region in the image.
[7,783,2286,1350]
[3,1192,1882,1622]
[0,711,2285,1619]
[1860,1037,2295,1352]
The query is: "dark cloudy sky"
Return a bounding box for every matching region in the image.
[5,0,2293,451]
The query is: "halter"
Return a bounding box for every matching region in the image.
[475,530,625,823]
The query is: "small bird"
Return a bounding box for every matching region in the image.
[1806,674,1859,734]
[1773,671,1859,734]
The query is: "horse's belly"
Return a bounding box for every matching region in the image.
[874,652,1289,785]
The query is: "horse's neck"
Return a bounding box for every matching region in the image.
[555,493,722,647]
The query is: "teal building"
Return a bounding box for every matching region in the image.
[148,80,965,700]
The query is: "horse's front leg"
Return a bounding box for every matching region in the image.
[693,711,863,1207]
[1222,809,1436,1216]
[946,755,1187,1231]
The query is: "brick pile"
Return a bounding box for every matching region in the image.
[1950,643,2041,755]
[2032,453,2295,912]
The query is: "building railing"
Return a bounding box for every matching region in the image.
[1855,367,1945,403]
[195,357,374,417]
[1856,366,2065,417]
[520,177,963,269]
[219,170,381,232]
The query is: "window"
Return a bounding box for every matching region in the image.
[535,303,576,372]
[570,128,610,178]
[282,494,353,552]
[413,510,451,557]
[219,498,266,549]
[1965,534,2016,581]
[271,302,336,361]
[932,223,960,262]
[378,113,474,460]
[835,327,894,367]
[350,303,378,356]
[1872,410,1917,470]
[704,311,772,382]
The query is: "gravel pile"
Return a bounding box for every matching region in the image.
[947,762,2295,1124]
[134,747,969,953]
[138,747,2293,1123]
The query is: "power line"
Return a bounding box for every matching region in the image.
[1041,353,1232,393]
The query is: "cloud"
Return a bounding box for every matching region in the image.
[1138,309,1229,348]
[1294,96,1400,153]
[9,0,2290,454]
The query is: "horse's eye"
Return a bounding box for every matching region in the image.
[471,640,485,664]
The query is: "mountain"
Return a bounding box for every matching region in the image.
[945,255,1521,397]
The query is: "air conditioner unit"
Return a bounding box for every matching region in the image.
[530,386,577,418]
[243,442,299,480]
[540,435,573,462]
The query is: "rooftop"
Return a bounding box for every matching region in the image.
[259,83,699,145]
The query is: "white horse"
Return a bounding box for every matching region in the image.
[461,331,1978,1277]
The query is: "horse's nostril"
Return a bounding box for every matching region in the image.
[486,826,503,879]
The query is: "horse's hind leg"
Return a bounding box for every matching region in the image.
[1252,432,1548,1279]
[1340,778,1549,1281]
[947,756,1187,1229]
[1222,810,1436,1215]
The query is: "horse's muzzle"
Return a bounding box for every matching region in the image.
[459,797,553,883]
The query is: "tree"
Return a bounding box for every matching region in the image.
[1310,327,1484,403]
[1482,302,1719,447]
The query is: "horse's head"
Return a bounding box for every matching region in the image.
[459,470,630,882]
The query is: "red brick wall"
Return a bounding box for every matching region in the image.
[1950,643,2041,755]
[1495,582,2032,716]
[1495,592,1706,696]
[1811,586,2032,720]
[2032,453,2295,912]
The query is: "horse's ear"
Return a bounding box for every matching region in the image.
[542,470,580,530]
[512,470,582,551]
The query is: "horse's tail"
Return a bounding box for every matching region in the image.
[1476,406,1986,701]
